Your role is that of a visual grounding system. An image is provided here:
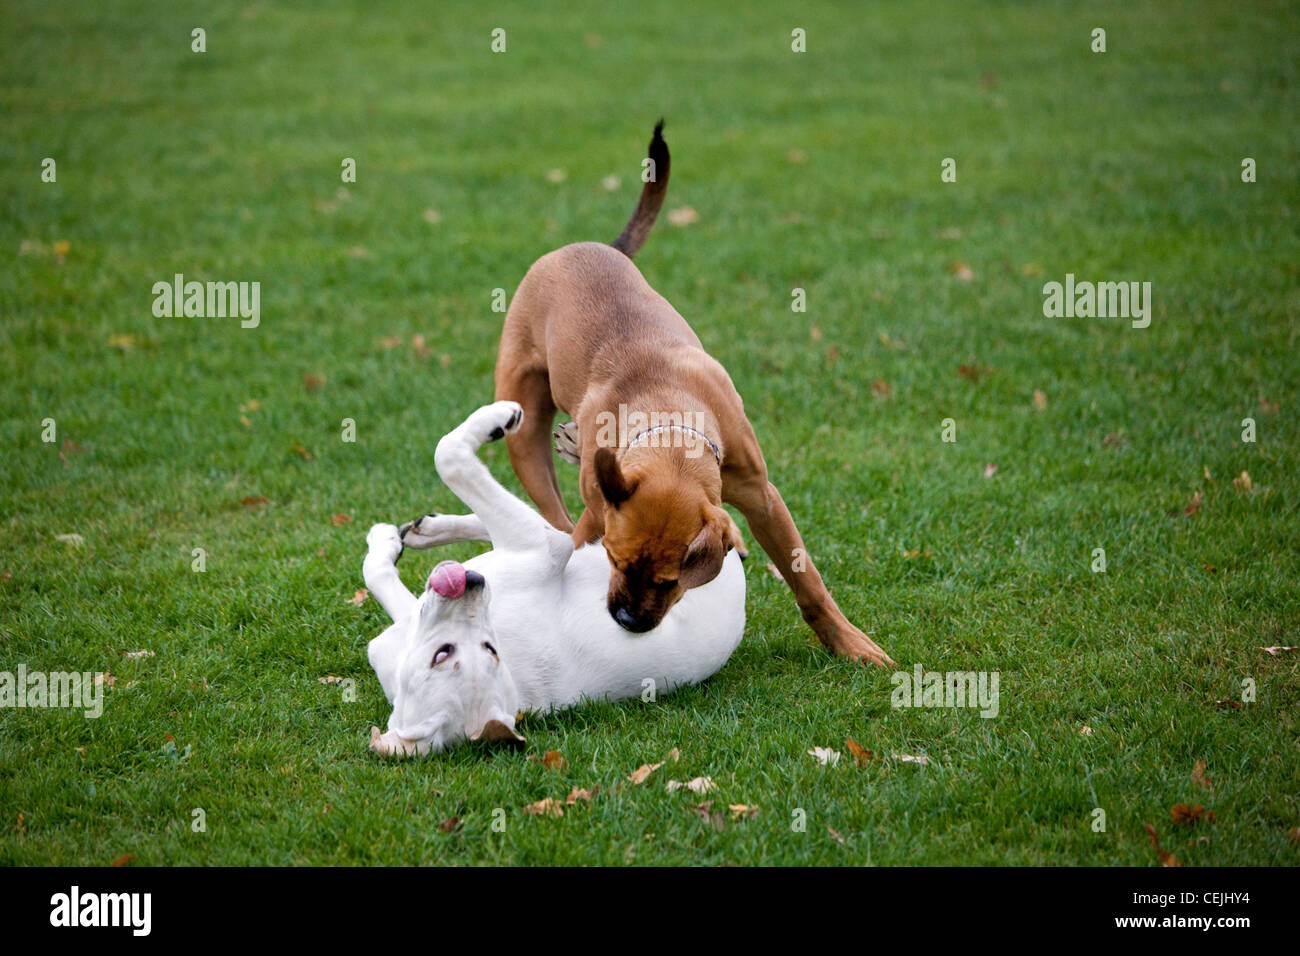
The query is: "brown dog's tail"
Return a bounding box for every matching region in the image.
[611,120,670,258]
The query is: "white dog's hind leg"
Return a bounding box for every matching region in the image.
[398,512,490,549]
[363,524,417,622]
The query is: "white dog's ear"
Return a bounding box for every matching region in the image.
[469,716,526,748]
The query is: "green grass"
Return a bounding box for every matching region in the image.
[2,0,1297,866]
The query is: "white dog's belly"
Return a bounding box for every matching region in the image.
[466,543,746,713]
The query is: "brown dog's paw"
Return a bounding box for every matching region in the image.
[828,628,895,668]
[552,420,580,464]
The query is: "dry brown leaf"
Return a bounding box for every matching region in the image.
[566,786,597,805]
[107,334,136,350]
[946,260,974,281]
[1033,389,1048,410]
[292,444,314,460]
[412,334,432,359]
[379,335,404,350]
[809,324,823,341]
[303,373,326,390]
[349,589,368,607]
[982,462,998,478]
[1232,471,1252,493]
[1143,823,1182,867]
[687,801,725,829]
[872,379,893,397]
[524,798,564,818]
[1079,725,1093,737]
[1260,646,1298,657]
[94,673,116,688]
[627,761,664,785]
[120,650,154,660]
[1171,803,1216,826]
[827,825,846,844]
[239,399,260,413]
[1192,760,1213,790]
[240,496,269,509]
[330,513,353,526]
[665,747,680,762]
[845,736,874,766]
[1102,432,1124,447]
[437,816,461,834]
[957,363,989,383]
[683,776,717,795]
[1183,491,1203,516]
[1287,827,1300,844]
[531,750,567,771]
[667,206,699,227]
[317,676,344,685]
[55,533,85,548]
[1259,396,1279,414]
[728,804,759,820]
[1214,698,1242,710]
[110,853,134,867]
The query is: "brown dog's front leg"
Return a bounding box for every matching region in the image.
[732,480,894,667]
[495,369,575,533]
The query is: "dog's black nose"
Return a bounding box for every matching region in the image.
[612,606,653,633]
[464,570,485,591]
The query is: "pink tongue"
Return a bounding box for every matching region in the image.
[428,561,467,598]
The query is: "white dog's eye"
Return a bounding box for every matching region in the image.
[431,644,454,666]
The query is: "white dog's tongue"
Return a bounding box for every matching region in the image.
[428,560,467,598]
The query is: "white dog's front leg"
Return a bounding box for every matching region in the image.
[398,512,491,549]
[363,524,417,622]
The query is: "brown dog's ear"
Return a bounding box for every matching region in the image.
[594,447,637,506]
[680,506,733,589]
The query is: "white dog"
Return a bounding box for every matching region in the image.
[363,401,746,756]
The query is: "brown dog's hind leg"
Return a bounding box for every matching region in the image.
[495,367,575,533]
[730,479,894,667]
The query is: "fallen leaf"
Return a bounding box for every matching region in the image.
[1183,491,1203,516]
[1259,396,1279,414]
[239,399,260,414]
[55,533,85,547]
[1171,803,1216,826]
[303,373,326,390]
[1287,827,1300,844]
[349,589,368,607]
[524,798,564,818]
[1260,646,1299,656]
[379,335,405,350]
[566,786,597,805]
[667,206,699,227]
[946,260,974,281]
[240,496,269,509]
[687,801,725,829]
[664,780,682,792]
[1021,262,1043,276]
[412,334,433,359]
[120,650,154,660]
[683,776,717,795]
[1203,465,1212,480]
[765,562,783,580]
[53,240,70,262]
[1102,432,1124,447]
[807,747,841,766]
[94,673,115,687]
[1079,725,1093,737]
[627,761,664,785]
[845,736,874,766]
[892,753,930,766]
[958,363,990,383]
[1143,823,1182,867]
[1214,699,1242,710]
[292,444,314,460]
[317,676,345,685]
[1192,760,1213,790]
[330,513,353,526]
[110,853,134,867]
[827,825,846,844]
[1232,471,1252,493]
[810,324,823,341]
[0,568,11,581]
[437,817,462,834]
[665,747,680,762]
[107,334,137,350]
[982,462,998,478]
[1033,389,1048,410]
[536,750,568,771]
[872,379,893,397]
[728,804,759,820]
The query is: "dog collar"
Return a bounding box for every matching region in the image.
[626,424,722,464]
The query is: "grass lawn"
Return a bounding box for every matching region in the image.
[1,0,1297,866]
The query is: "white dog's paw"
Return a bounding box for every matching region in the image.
[366,523,404,563]
[553,420,580,464]
[467,401,524,445]
[399,513,442,550]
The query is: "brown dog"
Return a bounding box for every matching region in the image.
[494,122,893,666]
